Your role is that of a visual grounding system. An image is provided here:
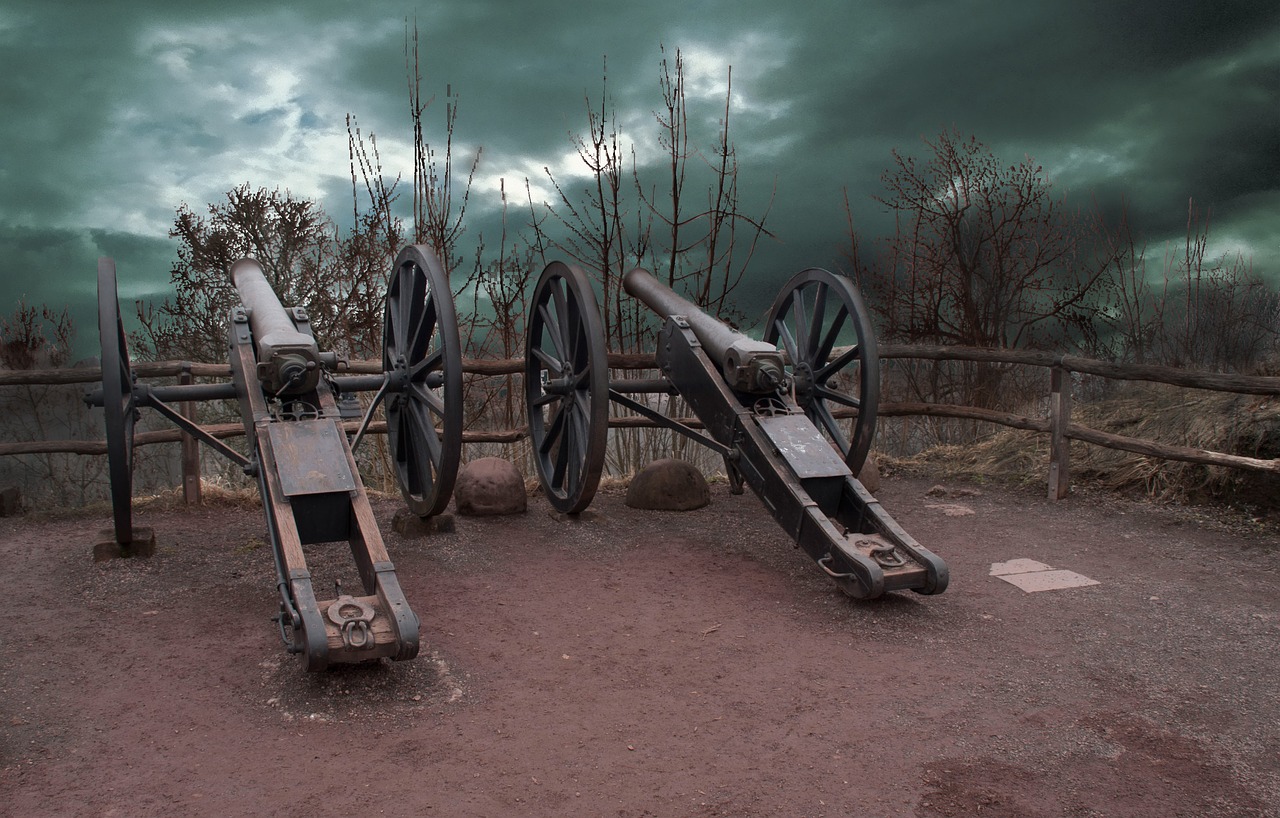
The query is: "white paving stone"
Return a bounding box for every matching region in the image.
[989,558,1052,576]
[996,569,1101,593]
[989,557,1100,592]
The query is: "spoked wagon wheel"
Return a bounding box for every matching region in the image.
[764,268,880,477]
[382,244,463,517]
[97,258,137,544]
[525,262,609,514]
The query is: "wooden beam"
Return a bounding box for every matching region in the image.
[1047,367,1071,500]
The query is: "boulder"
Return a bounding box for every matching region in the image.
[625,459,710,511]
[455,458,527,516]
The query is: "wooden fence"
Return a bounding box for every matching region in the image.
[3,346,1279,502]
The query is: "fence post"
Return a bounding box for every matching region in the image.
[180,367,202,505]
[1047,365,1071,500]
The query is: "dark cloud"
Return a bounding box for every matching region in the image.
[2,0,1278,350]
[0,223,174,358]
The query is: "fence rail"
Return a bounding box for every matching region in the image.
[5,346,1279,500]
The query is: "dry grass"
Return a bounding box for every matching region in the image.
[882,382,1280,513]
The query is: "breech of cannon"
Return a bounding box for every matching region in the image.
[622,267,785,394]
[228,258,321,396]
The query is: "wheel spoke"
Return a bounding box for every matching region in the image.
[538,302,568,362]
[540,399,566,455]
[532,389,560,408]
[812,400,850,453]
[817,345,860,382]
[406,398,442,464]
[565,407,584,494]
[568,290,586,369]
[407,299,435,363]
[815,384,861,409]
[774,315,800,365]
[551,407,571,487]
[408,381,446,417]
[807,282,828,358]
[403,408,438,497]
[790,290,810,363]
[815,305,848,369]
[395,269,414,356]
[550,277,570,340]
[409,345,444,381]
[531,344,562,373]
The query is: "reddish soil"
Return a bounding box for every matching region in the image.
[1,475,1278,817]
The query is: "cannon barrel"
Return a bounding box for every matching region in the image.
[622,267,785,394]
[229,258,321,396]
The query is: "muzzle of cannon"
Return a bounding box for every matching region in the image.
[87,244,466,671]
[525,261,947,599]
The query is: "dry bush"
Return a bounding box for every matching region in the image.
[1070,384,1280,507]
[886,381,1280,512]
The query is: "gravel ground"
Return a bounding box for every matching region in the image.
[1,474,1277,817]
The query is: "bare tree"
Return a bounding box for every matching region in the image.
[848,129,1106,406]
[1091,199,1156,364]
[538,48,773,354]
[538,57,634,348]
[0,302,113,506]
[1091,197,1278,372]
[140,185,347,361]
[1152,200,1278,371]
[405,21,480,277]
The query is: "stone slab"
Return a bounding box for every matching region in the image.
[989,558,1053,576]
[996,569,1101,593]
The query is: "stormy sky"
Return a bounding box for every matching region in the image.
[2,0,1278,360]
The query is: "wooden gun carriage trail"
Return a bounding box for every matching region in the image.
[85,244,947,671]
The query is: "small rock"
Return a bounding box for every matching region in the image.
[925,502,975,517]
[625,459,710,511]
[455,457,527,516]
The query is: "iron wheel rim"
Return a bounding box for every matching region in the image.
[382,244,463,517]
[524,261,609,514]
[97,257,136,543]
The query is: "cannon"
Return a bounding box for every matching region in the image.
[88,245,464,670]
[524,262,947,599]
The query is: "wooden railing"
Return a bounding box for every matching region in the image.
[4,346,1279,501]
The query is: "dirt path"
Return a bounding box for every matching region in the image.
[1,475,1277,817]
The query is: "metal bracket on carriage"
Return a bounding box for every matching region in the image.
[848,534,908,569]
[327,595,377,650]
